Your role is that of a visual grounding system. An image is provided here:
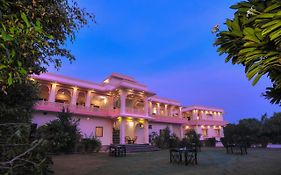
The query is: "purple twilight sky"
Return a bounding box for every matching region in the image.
[48,0,280,123]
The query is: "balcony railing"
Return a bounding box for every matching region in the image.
[125,107,145,115]
[34,100,120,117]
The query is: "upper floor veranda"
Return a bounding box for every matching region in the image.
[32,73,227,126]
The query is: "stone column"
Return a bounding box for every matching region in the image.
[170,106,174,117]
[71,88,78,105]
[156,103,160,115]
[148,101,152,115]
[179,107,182,117]
[85,91,92,107]
[143,120,149,144]
[48,83,57,102]
[164,104,168,116]
[120,118,126,144]
[180,125,184,139]
[144,97,149,116]
[120,89,127,114]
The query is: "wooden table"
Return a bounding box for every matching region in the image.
[170,147,198,165]
[109,145,126,157]
[226,143,247,155]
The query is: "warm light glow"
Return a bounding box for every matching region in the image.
[128,121,134,127]
[52,82,58,86]
[219,126,222,129]
[185,126,190,129]
[207,125,210,128]
[104,79,109,83]
[153,107,157,114]
[87,117,90,120]
[201,125,205,128]
[117,117,121,121]
[197,116,199,120]
[213,126,217,129]
[138,118,144,123]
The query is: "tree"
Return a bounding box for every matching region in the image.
[214,0,281,105]
[0,79,39,123]
[0,0,94,90]
[37,108,81,153]
[261,112,281,143]
[0,81,53,174]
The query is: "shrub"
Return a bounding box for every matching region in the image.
[37,108,81,154]
[204,138,216,147]
[150,127,180,149]
[184,129,201,146]
[82,137,101,153]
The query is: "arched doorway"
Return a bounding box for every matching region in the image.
[77,92,86,106]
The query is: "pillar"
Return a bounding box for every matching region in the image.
[164,104,168,116]
[120,89,127,114]
[149,101,152,115]
[120,118,126,144]
[143,120,149,144]
[71,88,78,105]
[85,91,92,107]
[180,125,184,139]
[144,97,149,116]
[156,103,160,115]
[48,83,57,102]
[179,107,182,117]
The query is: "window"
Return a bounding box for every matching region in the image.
[95,127,103,137]
[149,124,152,129]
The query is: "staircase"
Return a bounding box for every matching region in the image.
[114,144,160,153]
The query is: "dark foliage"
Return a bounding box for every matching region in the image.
[0,0,94,89]
[81,137,101,153]
[223,112,281,147]
[37,108,81,153]
[214,0,281,106]
[0,80,39,123]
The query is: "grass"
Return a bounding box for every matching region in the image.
[52,148,281,175]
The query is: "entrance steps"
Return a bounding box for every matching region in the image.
[113,144,160,153]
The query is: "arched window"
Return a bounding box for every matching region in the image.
[91,95,108,108]
[39,85,49,101]
[77,92,86,106]
[55,89,71,104]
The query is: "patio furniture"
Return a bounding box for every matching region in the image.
[226,143,247,155]
[109,145,126,157]
[125,136,137,144]
[131,136,137,144]
[170,147,197,165]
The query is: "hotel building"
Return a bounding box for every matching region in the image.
[31,73,228,146]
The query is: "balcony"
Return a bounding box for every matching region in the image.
[151,115,187,124]
[34,100,120,118]
[125,107,145,115]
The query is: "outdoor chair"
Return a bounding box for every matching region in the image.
[125,136,132,144]
[131,136,137,144]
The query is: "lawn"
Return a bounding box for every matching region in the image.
[52,148,281,175]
